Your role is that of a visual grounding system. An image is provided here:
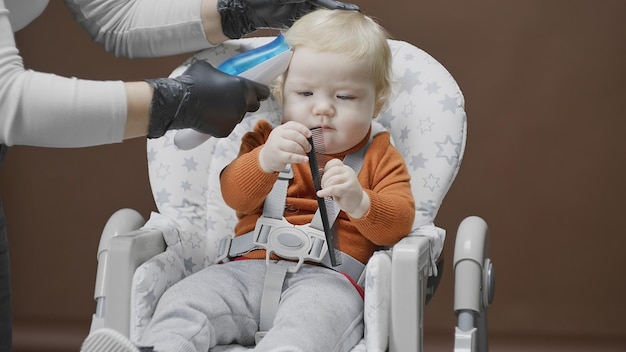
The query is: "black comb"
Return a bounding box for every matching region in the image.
[307,127,342,266]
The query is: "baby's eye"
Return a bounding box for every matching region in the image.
[297,91,313,97]
[337,95,356,100]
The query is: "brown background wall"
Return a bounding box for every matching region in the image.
[1,0,625,351]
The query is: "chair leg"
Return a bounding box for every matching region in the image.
[476,310,489,352]
[454,310,477,352]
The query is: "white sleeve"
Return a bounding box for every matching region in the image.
[0,3,126,147]
[63,0,214,58]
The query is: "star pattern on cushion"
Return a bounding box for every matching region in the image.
[423,173,441,192]
[205,216,217,231]
[436,135,462,166]
[155,188,171,206]
[409,153,428,170]
[401,100,416,119]
[417,200,437,218]
[417,117,435,133]
[147,148,157,165]
[190,232,202,248]
[398,125,410,143]
[183,256,196,273]
[183,157,199,172]
[376,108,395,127]
[398,68,422,94]
[440,94,460,114]
[154,164,170,180]
[425,81,441,95]
[175,199,203,225]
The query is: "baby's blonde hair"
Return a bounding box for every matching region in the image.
[274,9,393,116]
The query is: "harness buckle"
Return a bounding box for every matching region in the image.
[278,166,294,181]
[253,216,328,273]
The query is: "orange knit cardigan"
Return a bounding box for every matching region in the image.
[220,120,415,264]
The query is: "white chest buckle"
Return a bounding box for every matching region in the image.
[253,216,328,273]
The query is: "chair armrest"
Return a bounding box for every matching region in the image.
[453,216,490,314]
[389,234,431,352]
[103,228,166,334]
[90,209,166,337]
[453,216,494,352]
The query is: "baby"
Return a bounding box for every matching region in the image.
[81,8,415,352]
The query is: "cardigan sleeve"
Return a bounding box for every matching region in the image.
[349,132,415,247]
[220,120,278,214]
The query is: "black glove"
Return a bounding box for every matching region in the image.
[145,60,270,138]
[218,0,360,39]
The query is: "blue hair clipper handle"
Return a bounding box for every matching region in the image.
[174,35,292,150]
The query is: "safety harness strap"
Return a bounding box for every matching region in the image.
[255,262,287,344]
[262,166,293,220]
[226,136,372,343]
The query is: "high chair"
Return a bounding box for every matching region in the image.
[88,37,494,352]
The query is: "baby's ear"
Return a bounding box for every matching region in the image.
[373,93,387,117]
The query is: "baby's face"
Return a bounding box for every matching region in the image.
[281,47,377,154]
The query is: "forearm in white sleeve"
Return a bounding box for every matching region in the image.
[63,0,213,58]
[0,6,127,147]
[1,72,127,148]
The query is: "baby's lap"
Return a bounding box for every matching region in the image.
[281,265,363,311]
[165,260,357,299]
[165,260,269,294]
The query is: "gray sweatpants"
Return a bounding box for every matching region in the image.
[138,259,364,352]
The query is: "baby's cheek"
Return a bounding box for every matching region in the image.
[281,103,296,121]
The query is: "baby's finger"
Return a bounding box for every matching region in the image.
[283,122,313,153]
[284,151,309,164]
[323,158,343,170]
[316,187,335,198]
[283,121,313,138]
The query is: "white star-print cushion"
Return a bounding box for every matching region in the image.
[134,38,466,350]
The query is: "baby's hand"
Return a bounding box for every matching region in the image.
[259,121,312,173]
[317,158,370,218]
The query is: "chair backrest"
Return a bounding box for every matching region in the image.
[145,37,466,276]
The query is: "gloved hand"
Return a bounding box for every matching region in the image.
[218,0,360,39]
[145,60,270,138]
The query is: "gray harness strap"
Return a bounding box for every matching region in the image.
[262,166,293,220]
[222,138,372,344]
[255,262,287,342]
